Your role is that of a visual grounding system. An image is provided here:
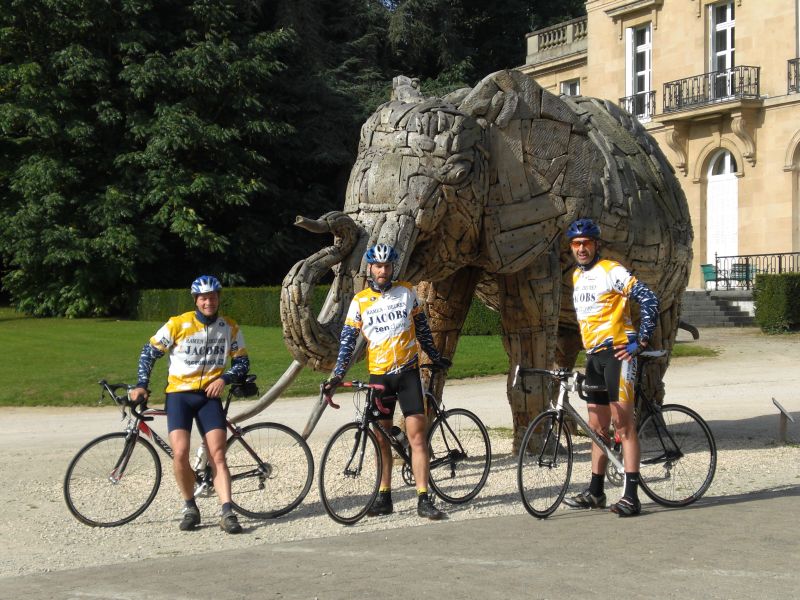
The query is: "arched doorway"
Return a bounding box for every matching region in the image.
[794,146,800,251]
[706,150,738,262]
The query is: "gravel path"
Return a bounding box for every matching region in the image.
[1,327,799,579]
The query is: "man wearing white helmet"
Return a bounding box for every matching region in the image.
[323,243,451,520]
[130,275,250,533]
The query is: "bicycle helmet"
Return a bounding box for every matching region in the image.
[566,218,601,240]
[190,275,222,296]
[365,243,399,264]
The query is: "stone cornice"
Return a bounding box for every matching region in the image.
[604,0,663,39]
[692,0,743,19]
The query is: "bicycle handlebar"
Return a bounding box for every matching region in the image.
[321,381,389,414]
[97,375,258,421]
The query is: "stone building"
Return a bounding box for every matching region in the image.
[521,0,800,289]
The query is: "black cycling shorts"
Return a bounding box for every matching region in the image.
[369,368,425,418]
[165,391,226,435]
[583,347,637,405]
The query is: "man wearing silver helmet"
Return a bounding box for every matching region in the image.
[323,244,451,520]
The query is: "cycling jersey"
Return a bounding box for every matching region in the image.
[137,310,249,393]
[333,281,439,377]
[572,258,659,354]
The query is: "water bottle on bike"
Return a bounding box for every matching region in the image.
[390,425,410,453]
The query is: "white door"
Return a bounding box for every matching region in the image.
[706,151,738,261]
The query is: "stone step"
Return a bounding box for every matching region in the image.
[680,290,755,327]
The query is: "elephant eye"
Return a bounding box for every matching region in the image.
[439,160,471,185]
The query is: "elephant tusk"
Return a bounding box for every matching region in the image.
[230,360,305,423]
[294,215,330,234]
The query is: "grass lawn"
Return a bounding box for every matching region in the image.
[0,307,717,407]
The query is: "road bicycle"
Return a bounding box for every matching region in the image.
[515,350,717,518]
[318,364,492,525]
[64,376,314,527]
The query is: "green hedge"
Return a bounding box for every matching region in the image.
[753,273,800,333]
[135,286,328,326]
[461,298,502,335]
[135,286,502,334]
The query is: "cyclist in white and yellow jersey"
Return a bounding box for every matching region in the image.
[130,275,249,533]
[564,219,659,517]
[323,244,451,520]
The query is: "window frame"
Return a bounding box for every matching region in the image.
[560,78,581,96]
[625,22,653,120]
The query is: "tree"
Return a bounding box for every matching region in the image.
[0,0,585,316]
[0,1,297,315]
[385,0,586,93]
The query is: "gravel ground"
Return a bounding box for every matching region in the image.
[1,327,799,579]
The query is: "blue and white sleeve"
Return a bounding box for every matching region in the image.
[413,311,440,361]
[630,281,660,343]
[333,325,360,378]
[137,343,165,388]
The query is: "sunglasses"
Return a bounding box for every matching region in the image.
[570,239,596,249]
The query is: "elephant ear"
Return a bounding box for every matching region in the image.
[392,75,425,103]
[456,69,599,274]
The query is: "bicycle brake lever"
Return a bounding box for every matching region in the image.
[320,388,340,410]
[374,397,390,415]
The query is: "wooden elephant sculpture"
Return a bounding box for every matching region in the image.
[245,69,693,450]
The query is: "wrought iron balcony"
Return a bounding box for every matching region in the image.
[789,58,800,94]
[619,91,656,121]
[663,66,760,113]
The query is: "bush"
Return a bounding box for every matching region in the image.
[461,298,502,335]
[135,286,502,334]
[135,286,328,327]
[753,273,800,333]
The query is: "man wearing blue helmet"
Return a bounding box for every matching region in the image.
[323,243,451,520]
[565,218,660,517]
[130,275,250,533]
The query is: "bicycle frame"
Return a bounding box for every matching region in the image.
[514,350,680,474]
[541,371,626,474]
[101,380,268,495]
[329,366,460,478]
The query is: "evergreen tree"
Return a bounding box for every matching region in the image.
[0,1,297,315]
[0,0,584,316]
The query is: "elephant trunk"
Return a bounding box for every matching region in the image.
[232,211,362,430]
[281,211,363,372]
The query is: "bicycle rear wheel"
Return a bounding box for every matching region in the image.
[227,422,314,519]
[427,408,491,504]
[64,432,161,527]
[319,423,381,525]
[638,404,716,507]
[517,411,573,518]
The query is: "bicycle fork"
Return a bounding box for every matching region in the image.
[343,426,370,478]
[109,432,140,484]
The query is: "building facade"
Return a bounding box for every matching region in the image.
[522,0,800,288]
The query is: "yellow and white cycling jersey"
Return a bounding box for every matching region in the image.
[148,311,248,393]
[572,259,638,353]
[343,281,423,375]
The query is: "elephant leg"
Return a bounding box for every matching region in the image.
[556,326,583,370]
[496,253,562,453]
[417,267,483,400]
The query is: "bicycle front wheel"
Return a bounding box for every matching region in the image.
[319,423,381,525]
[638,404,717,507]
[227,422,314,519]
[517,411,573,518]
[64,432,161,527]
[428,408,491,504]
